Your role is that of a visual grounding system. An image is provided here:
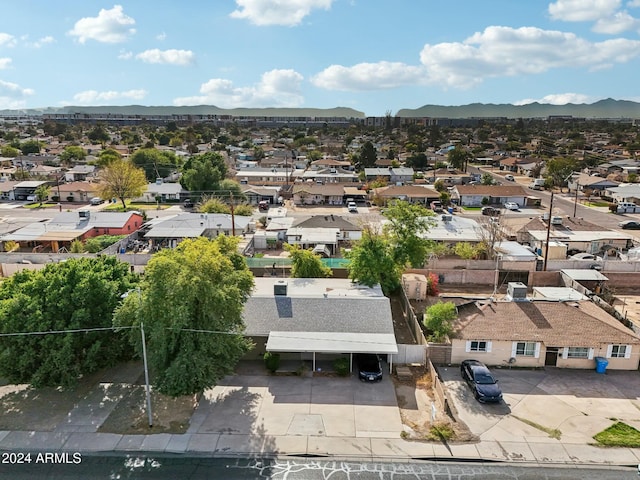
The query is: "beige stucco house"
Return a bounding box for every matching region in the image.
[451,299,640,370]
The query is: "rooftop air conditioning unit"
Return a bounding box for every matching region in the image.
[551,216,563,225]
[274,280,288,296]
[506,282,528,301]
[78,210,90,219]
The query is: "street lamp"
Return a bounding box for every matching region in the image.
[122,287,153,428]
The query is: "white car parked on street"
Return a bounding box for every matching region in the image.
[503,202,519,211]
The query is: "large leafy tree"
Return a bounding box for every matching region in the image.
[96,159,147,209]
[59,145,86,165]
[423,302,457,342]
[87,124,110,143]
[545,157,578,191]
[20,139,41,155]
[383,200,435,268]
[346,227,401,294]
[0,257,136,387]
[285,244,332,278]
[114,236,254,396]
[447,145,471,172]
[180,152,228,193]
[96,148,122,167]
[130,148,180,182]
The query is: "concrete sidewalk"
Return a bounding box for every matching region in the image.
[0,372,639,467]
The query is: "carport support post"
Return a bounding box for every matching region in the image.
[313,352,316,373]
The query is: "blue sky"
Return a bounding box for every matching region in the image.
[1,0,640,115]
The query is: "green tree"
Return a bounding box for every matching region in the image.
[358,141,377,169]
[34,184,51,205]
[423,302,457,342]
[383,200,434,268]
[346,227,401,293]
[233,204,254,216]
[20,140,41,155]
[113,237,254,396]
[96,148,122,167]
[96,159,147,209]
[87,124,110,143]
[130,148,180,182]
[447,145,471,171]
[180,152,228,193]
[405,153,428,170]
[481,172,495,185]
[0,257,136,387]
[284,244,332,278]
[0,145,20,157]
[453,242,478,259]
[545,157,578,192]
[59,145,86,165]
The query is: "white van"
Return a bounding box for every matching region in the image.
[529,178,545,190]
[617,202,640,213]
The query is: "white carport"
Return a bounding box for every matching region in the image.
[266,331,398,373]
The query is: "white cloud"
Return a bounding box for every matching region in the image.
[0,33,16,48]
[118,50,133,60]
[593,10,640,32]
[548,0,621,22]
[71,89,147,105]
[0,58,12,69]
[135,49,195,66]
[68,5,136,44]
[156,32,167,41]
[312,61,425,91]
[0,79,34,109]
[514,93,596,105]
[629,0,640,7]
[173,69,304,107]
[230,0,333,26]
[33,36,55,48]
[312,26,640,91]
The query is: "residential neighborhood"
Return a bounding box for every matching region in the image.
[1,113,640,468]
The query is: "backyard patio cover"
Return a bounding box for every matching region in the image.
[266,331,398,354]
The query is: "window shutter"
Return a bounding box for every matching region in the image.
[534,343,541,359]
[486,341,492,353]
[588,348,594,360]
[465,341,471,353]
[562,347,568,359]
[605,345,613,359]
[625,345,632,359]
[511,342,517,358]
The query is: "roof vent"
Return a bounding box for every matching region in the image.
[155,178,162,185]
[505,282,528,302]
[78,210,90,219]
[274,280,288,296]
[551,216,563,225]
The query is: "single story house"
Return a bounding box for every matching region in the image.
[300,167,359,184]
[421,214,484,245]
[0,211,143,253]
[568,173,619,194]
[54,181,98,203]
[64,165,96,182]
[240,185,280,205]
[451,296,640,370]
[452,185,530,207]
[292,184,345,205]
[604,184,640,204]
[133,179,185,203]
[364,167,414,185]
[13,180,52,201]
[371,185,440,206]
[285,227,340,255]
[142,212,253,249]
[236,167,295,185]
[0,180,19,200]
[517,216,633,255]
[243,278,398,371]
[291,215,362,242]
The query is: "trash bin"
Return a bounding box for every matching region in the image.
[595,356,608,374]
[447,207,454,214]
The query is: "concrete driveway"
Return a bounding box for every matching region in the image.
[187,373,403,455]
[439,366,640,446]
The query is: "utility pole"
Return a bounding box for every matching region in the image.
[573,181,579,217]
[229,191,236,236]
[543,192,554,271]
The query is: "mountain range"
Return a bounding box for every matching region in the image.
[2,98,640,119]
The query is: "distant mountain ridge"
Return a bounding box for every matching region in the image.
[2,99,639,119]
[396,98,640,119]
[0,105,366,118]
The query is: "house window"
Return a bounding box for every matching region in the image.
[470,341,487,352]
[567,347,589,358]
[516,342,536,357]
[610,345,628,358]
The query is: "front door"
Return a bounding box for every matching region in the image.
[545,347,559,366]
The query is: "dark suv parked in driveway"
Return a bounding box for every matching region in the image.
[356,354,383,382]
[460,359,502,403]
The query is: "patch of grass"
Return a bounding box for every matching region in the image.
[23,202,58,209]
[461,206,482,211]
[512,415,562,439]
[584,201,610,207]
[426,421,455,441]
[593,422,640,447]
